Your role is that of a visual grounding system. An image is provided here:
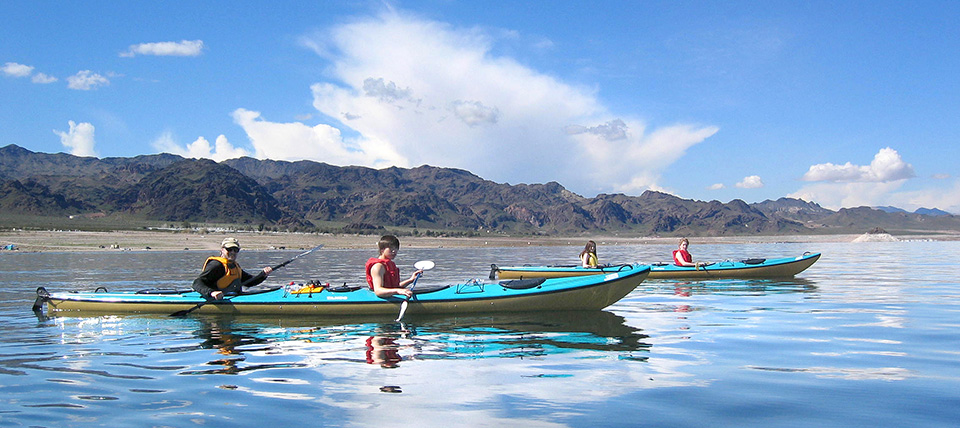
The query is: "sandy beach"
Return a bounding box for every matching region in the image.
[3,229,954,253]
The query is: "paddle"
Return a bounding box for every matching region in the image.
[170,244,323,317]
[395,260,435,322]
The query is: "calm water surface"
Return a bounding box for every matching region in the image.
[1,241,958,427]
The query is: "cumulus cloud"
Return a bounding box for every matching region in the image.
[2,62,33,77]
[565,119,628,141]
[789,181,907,211]
[120,40,204,57]
[153,133,250,162]
[450,100,499,126]
[232,108,404,166]
[2,62,57,83]
[790,147,924,210]
[296,11,716,196]
[585,123,719,193]
[67,70,110,90]
[801,147,915,182]
[736,175,764,189]
[53,121,98,157]
[708,183,725,190]
[31,73,57,84]
[362,77,414,103]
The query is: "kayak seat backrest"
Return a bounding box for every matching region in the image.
[327,284,363,292]
[411,284,451,295]
[500,278,547,290]
[741,258,766,265]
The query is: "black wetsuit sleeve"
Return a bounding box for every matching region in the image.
[192,261,226,298]
[240,269,268,288]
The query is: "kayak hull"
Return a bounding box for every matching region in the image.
[494,253,820,280]
[42,267,650,316]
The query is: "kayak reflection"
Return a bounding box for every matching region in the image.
[406,311,651,358]
[170,310,652,374]
[637,277,819,297]
[178,319,308,375]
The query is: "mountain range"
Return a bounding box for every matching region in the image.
[2,144,957,236]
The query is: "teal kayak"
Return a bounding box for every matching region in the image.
[491,252,820,280]
[36,265,651,316]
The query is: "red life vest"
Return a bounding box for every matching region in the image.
[365,336,402,366]
[673,249,692,266]
[365,257,401,290]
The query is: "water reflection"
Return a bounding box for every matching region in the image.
[638,278,819,297]
[172,319,310,375]
[365,324,408,368]
[156,310,653,375]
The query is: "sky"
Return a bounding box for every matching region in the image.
[2,1,959,213]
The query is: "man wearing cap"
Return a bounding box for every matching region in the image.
[192,237,274,300]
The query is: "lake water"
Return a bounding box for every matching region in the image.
[1,240,958,427]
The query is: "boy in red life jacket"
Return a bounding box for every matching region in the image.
[192,237,274,300]
[365,235,423,299]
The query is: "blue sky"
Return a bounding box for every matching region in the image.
[3,1,959,213]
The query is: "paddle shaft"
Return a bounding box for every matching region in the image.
[170,244,323,317]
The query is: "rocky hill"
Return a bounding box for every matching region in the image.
[2,144,958,235]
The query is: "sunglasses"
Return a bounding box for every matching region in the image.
[225,247,240,253]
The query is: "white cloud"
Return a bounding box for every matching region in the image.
[801,147,915,182]
[31,73,57,84]
[362,77,414,102]
[153,133,250,162]
[736,175,764,189]
[790,178,960,214]
[708,183,725,190]
[790,147,927,210]
[588,123,719,193]
[232,108,403,166]
[120,40,204,57]
[450,100,499,127]
[2,62,57,83]
[565,119,628,141]
[788,181,906,211]
[53,121,98,157]
[2,62,33,77]
[67,70,109,90]
[296,11,717,196]
[886,178,960,214]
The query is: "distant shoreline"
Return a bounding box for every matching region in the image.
[2,229,957,253]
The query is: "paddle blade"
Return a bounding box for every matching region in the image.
[169,308,194,317]
[414,260,435,271]
[170,302,205,317]
[395,300,408,322]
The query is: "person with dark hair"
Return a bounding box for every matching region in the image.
[365,235,423,299]
[192,237,273,300]
[579,240,599,268]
